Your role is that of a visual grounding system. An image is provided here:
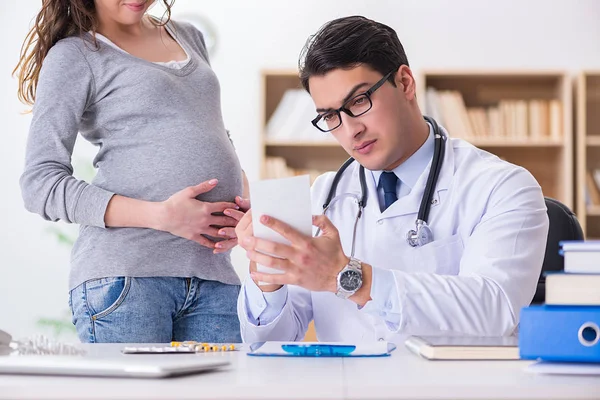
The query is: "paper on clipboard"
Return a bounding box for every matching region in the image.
[249,175,312,280]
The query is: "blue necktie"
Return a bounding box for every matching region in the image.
[380,171,398,211]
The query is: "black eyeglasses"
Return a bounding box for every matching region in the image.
[311,70,394,133]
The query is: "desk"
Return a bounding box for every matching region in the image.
[0,344,598,400]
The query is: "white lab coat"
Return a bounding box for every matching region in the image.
[238,130,549,344]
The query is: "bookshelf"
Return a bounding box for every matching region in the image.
[576,72,600,238]
[418,70,573,210]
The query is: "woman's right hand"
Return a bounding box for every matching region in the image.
[157,179,240,249]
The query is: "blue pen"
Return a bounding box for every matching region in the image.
[280,344,356,357]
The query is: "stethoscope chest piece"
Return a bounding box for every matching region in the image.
[406,220,434,247]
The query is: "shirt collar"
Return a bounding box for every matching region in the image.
[371,122,435,190]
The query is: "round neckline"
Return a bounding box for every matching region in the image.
[87,18,197,77]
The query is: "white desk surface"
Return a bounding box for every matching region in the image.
[0,343,598,400]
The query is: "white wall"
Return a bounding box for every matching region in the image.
[1,0,599,340]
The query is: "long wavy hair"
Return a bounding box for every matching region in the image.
[14,0,175,107]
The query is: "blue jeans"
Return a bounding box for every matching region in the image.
[69,277,242,343]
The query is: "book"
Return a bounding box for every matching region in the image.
[404,336,519,360]
[265,89,329,142]
[545,273,600,305]
[560,240,600,252]
[559,240,600,273]
[585,171,600,206]
[549,100,563,139]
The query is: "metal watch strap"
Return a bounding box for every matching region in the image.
[335,257,363,299]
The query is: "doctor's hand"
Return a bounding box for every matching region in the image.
[157,179,240,249]
[244,214,350,293]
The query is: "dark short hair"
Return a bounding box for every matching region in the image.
[299,16,409,92]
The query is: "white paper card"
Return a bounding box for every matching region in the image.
[526,361,600,376]
[249,175,312,278]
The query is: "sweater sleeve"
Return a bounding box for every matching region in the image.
[19,40,115,228]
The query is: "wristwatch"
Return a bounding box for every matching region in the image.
[335,257,363,299]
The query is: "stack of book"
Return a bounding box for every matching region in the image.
[263,156,323,183]
[425,87,563,141]
[266,89,335,143]
[519,241,600,368]
[585,169,600,207]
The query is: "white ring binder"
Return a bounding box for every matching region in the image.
[578,322,600,347]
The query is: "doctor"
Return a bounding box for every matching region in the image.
[231,16,549,343]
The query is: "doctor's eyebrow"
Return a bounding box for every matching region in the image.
[315,82,370,113]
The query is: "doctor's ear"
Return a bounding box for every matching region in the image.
[394,65,417,100]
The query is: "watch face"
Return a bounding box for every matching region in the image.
[340,269,362,292]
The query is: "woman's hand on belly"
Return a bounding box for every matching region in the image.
[157,179,241,249]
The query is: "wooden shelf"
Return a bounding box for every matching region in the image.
[586,136,600,146]
[421,69,569,78]
[465,138,564,147]
[265,138,564,148]
[587,206,600,216]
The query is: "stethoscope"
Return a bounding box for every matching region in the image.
[319,116,446,251]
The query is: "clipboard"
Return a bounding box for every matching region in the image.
[247,341,396,357]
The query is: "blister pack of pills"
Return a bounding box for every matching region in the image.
[122,342,237,354]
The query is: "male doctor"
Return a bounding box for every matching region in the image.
[230,16,549,343]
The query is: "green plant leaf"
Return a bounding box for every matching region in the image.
[44,227,76,247]
[36,317,76,337]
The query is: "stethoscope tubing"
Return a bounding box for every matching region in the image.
[321,115,445,248]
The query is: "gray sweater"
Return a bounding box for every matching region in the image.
[20,21,243,290]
